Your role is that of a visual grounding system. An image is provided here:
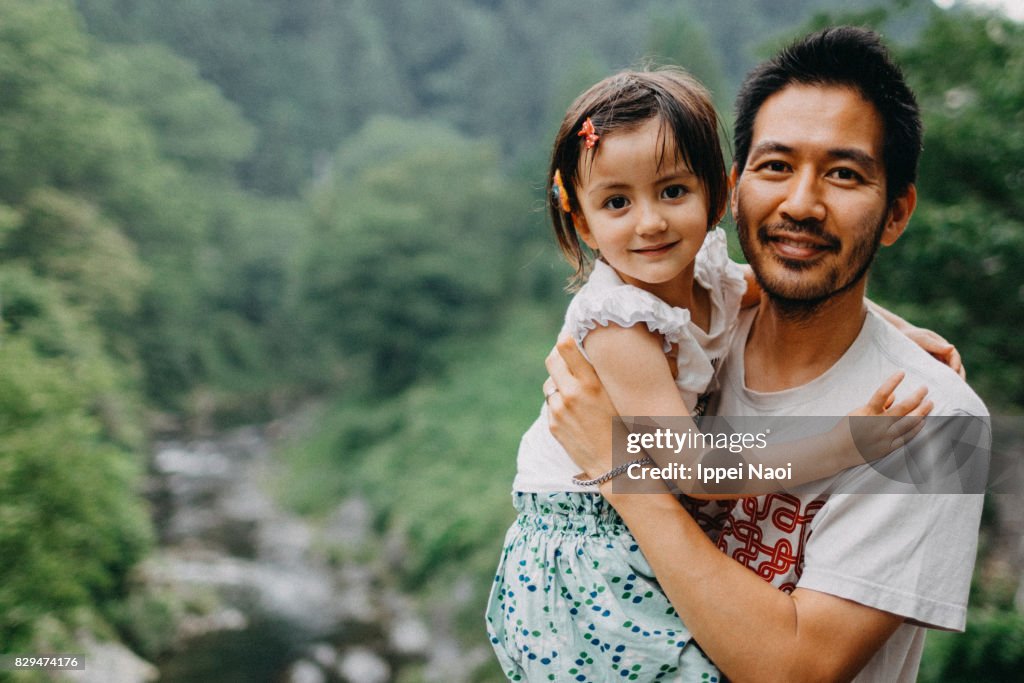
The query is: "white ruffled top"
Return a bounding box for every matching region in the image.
[513,227,747,492]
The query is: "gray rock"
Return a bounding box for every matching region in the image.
[59,637,158,683]
[285,659,326,683]
[337,647,390,683]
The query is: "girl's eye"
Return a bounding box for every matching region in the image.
[604,196,629,210]
[662,185,688,200]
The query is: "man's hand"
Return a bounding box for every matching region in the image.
[544,335,619,478]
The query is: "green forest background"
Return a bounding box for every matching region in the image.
[1,0,1022,680]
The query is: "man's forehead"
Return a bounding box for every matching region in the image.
[750,83,884,157]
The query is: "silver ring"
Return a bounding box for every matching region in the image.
[544,387,559,401]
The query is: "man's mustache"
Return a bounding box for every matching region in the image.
[758,220,841,251]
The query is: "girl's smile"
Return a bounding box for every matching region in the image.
[572,117,710,310]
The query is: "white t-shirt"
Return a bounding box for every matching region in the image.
[514,228,746,492]
[711,307,990,682]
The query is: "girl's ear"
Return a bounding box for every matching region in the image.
[573,212,598,250]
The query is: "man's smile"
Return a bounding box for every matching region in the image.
[760,225,840,262]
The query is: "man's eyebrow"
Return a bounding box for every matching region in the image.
[749,141,878,170]
[748,141,793,159]
[828,147,878,171]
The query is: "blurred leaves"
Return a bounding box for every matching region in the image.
[303,117,533,393]
[872,9,1024,407]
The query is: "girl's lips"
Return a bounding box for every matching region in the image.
[631,240,680,255]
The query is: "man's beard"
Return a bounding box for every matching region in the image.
[735,202,887,322]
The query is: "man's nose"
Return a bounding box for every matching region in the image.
[779,169,826,223]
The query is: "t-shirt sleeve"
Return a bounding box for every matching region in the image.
[799,493,982,630]
[565,284,714,396]
[797,414,991,631]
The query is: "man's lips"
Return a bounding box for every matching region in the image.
[631,240,679,255]
[765,231,838,260]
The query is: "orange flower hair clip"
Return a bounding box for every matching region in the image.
[577,117,599,149]
[552,170,571,213]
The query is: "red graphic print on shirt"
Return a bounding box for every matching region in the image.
[717,493,826,593]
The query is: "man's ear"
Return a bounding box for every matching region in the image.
[573,213,599,251]
[729,164,740,219]
[880,184,917,247]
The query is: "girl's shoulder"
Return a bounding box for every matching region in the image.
[565,261,693,351]
[564,262,716,395]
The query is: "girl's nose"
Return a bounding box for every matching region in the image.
[635,204,668,235]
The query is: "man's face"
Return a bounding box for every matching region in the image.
[733,84,902,308]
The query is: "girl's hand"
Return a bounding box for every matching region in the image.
[845,372,934,464]
[902,325,964,379]
[866,300,965,378]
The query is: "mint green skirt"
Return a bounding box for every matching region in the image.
[485,492,722,682]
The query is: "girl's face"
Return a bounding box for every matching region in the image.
[573,117,709,308]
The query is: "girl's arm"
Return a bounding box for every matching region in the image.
[582,324,930,499]
[867,300,964,378]
[736,264,964,378]
[739,264,761,309]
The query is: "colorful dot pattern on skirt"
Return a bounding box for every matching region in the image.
[486,492,721,681]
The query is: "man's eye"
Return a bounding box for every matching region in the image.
[830,168,863,182]
[604,196,629,210]
[662,185,688,200]
[761,160,788,173]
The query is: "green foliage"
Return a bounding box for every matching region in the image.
[0,334,152,651]
[920,608,1024,683]
[94,42,256,177]
[304,117,536,393]
[872,9,1024,407]
[277,303,562,650]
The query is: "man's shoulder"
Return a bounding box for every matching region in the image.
[865,312,987,417]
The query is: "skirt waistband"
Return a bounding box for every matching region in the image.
[511,491,627,532]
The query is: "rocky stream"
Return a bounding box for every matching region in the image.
[65,421,489,683]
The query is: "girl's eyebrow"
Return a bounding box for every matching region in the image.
[587,181,630,197]
[586,169,696,197]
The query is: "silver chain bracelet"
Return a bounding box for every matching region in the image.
[573,455,653,487]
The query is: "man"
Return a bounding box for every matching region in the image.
[545,26,989,682]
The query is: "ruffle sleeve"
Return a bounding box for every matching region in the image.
[565,277,715,396]
[693,227,747,339]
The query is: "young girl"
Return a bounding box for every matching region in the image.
[486,69,936,682]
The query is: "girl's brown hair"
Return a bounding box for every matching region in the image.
[549,67,728,288]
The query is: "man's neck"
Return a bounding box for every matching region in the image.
[744,285,868,392]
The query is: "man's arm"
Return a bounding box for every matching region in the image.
[598,487,901,683]
[545,336,903,682]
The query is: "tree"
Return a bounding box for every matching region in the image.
[871,8,1024,407]
[304,117,533,393]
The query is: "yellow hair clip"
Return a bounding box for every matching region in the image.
[552,170,572,213]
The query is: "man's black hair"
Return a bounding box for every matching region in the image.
[733,26,922,203]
